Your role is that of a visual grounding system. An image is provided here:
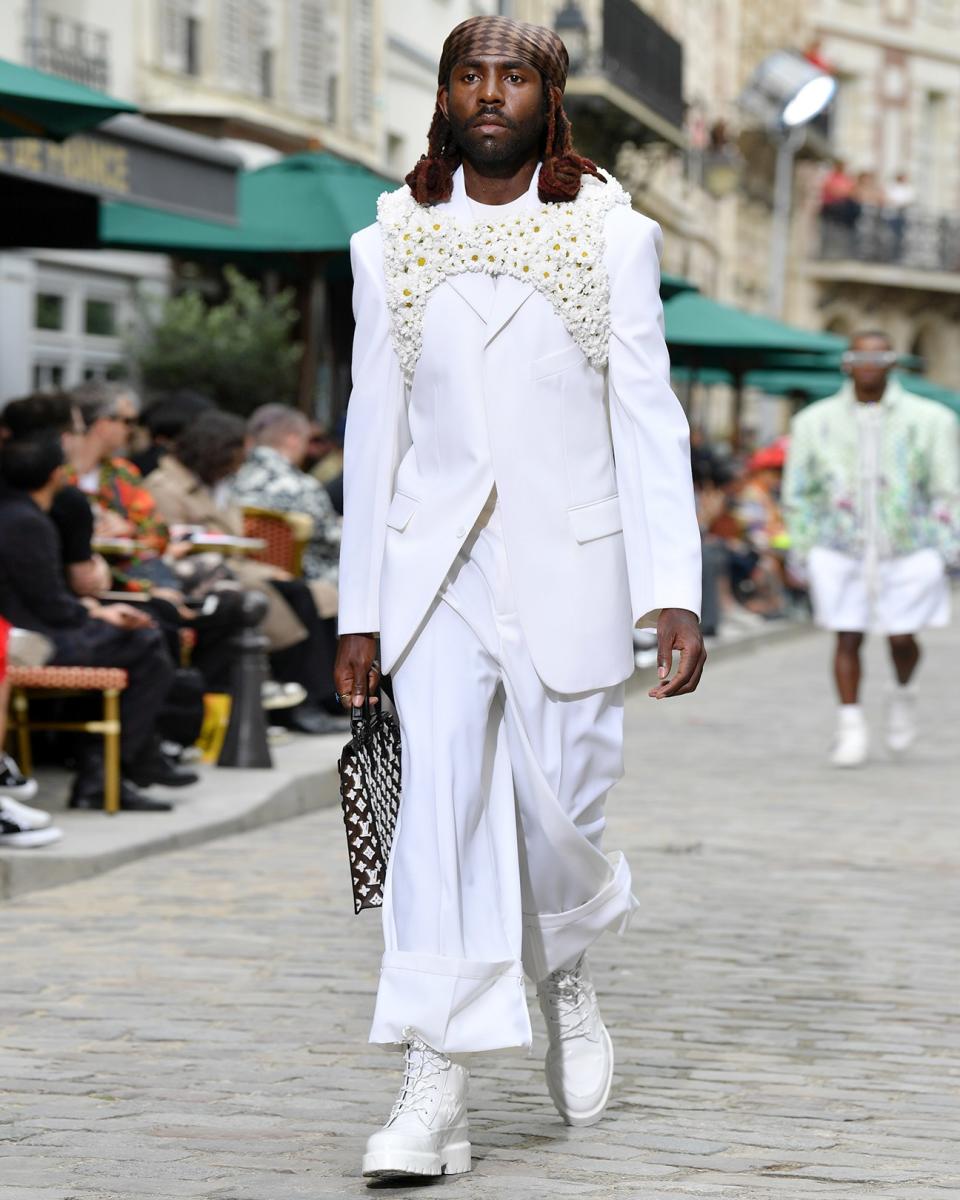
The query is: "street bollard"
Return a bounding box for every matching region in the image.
[218,590,273,769]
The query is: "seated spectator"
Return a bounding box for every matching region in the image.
[67,380,174,593]
[306,420,345,486]
[0,435,181,811]
[131,389,215,478]
[2,392,113,597]
[733,443,790,618]
[145,412,347,735]
[231,404,342,600]
[0,619,62,848]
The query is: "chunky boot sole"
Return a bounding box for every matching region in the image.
[547,1024,615,1128]
[362,1137,472,1179]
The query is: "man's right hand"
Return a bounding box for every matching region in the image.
[92,603,153,630]
[334,633,380,709]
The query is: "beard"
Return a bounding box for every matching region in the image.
[447,103,546,171]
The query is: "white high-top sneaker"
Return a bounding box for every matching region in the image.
[537,954,614,1127]
[362,1030,471,1180]
[886,683,918,753]
[830,704,869,767]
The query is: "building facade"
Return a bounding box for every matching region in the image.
[794,0,960,385]
[0,2,170,401]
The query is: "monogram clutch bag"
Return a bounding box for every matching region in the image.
[337,697,402,914]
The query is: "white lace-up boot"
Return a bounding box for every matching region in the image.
[830,704,869,767]
[537,954,614,1126]
[362,1030,471,1179]
[886,683,918,753]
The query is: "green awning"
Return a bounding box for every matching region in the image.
[660,272,697,299]
[664,291,847,367]
[101,151,396,254]
[0,56,136,140]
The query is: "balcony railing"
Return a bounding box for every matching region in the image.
[817,205,960,273]
[25,17,110,92]
[600,0,684,131]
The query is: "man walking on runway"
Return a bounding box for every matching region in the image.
[783,330,960,766]
[335,15,705,1181]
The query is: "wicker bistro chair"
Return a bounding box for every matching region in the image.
[6,665,128,815]
[242,507,314,578]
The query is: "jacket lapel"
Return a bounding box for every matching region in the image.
[441,168,494,324]
[435,165,541,335]
[483,165,540,345]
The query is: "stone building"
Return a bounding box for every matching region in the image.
[793,0,960,385]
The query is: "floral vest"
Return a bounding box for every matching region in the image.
[377,171,631,385]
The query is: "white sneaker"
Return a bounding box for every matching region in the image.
[886,683,918,753]
[0,752,38,801]
[830,704,869,767]
[538,954,614,1126]
[0,803,62,849]
[0,795,52,829]
[362,1030,471,1179]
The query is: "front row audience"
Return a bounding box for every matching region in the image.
[0,434,177,811]
[0,383,348,841]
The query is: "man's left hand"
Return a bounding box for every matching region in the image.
[648,608,706,699]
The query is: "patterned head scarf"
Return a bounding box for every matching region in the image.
[405,15,602,207]
[437,16,569,93]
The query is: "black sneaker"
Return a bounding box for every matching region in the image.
[0,752,38,801]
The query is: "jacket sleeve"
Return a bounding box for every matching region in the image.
[338,225,410,635]
[605,209,701,627]
[928,406,960,565]
[781,409,820,559]
[7,511,88,630]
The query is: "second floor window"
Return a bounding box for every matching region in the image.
[221,0,272,97]
[160,0,202,76]
[292,0,338,122]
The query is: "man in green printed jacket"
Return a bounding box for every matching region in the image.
[783,330,960,767]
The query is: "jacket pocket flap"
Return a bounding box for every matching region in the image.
[568,495,623,543]
[531,343,587,380]
[385,491,419,532]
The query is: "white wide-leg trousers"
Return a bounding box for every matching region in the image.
[369,498,637,1054]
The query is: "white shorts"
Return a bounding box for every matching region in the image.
[808,546,950,635]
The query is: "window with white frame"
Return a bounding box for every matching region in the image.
[291,0,338,121]
[921,0,958,26]
[351,0,375,135]
[916,90,949,209]
[220,0,271,96]
[160,0,203,75]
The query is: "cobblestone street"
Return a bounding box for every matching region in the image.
[2,625,959,1200]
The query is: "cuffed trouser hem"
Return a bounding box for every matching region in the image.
[522,851,639,983]
[368,952,532,1054]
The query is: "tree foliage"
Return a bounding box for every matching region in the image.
[133,267,302,415]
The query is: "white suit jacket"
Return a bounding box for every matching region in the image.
[339,166,701,695]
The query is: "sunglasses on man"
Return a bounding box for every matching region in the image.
[841,350,898,368]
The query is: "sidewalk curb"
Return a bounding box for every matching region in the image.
[0,752,342,903]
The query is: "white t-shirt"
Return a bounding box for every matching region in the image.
[466,193,531,223]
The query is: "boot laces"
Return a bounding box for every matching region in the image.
[543,958,596,1042]
[387,1032,449,1125]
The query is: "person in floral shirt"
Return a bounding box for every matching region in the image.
[66,381,176,593]
[783,330,960,767]
[230,404,342,592]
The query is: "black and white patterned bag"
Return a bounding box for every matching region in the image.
[337,698,402,914]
